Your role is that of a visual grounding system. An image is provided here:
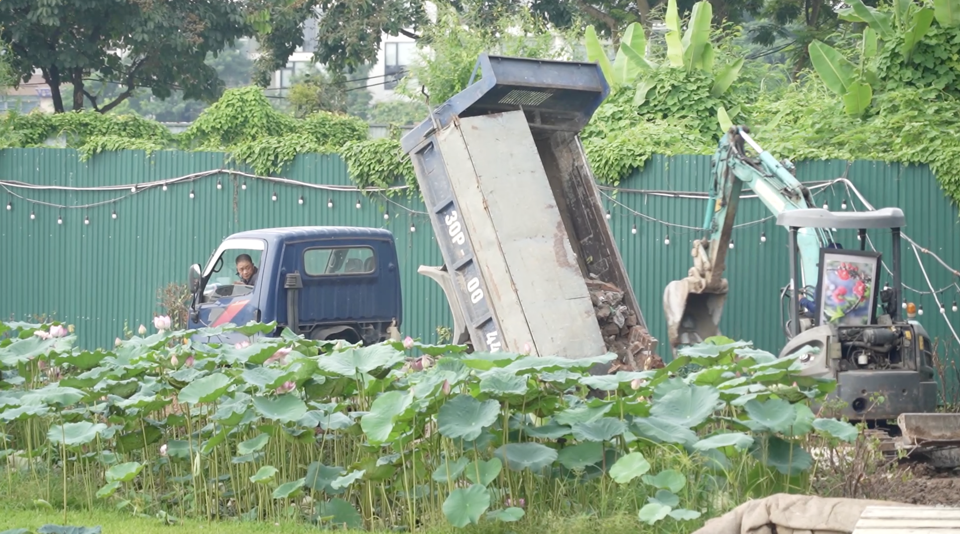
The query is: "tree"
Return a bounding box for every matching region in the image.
[251,0,767,81]
[1,0,273,114]
[89,41,257,123]
[0,38,13,91]
[287,64,374,119]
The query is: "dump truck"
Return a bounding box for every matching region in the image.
[664,126,960,465]
[399,53,661,372]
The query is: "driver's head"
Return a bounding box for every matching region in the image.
[236,254,257,280]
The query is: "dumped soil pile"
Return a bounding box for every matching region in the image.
[868,463,960,507]
[586,278,664,372]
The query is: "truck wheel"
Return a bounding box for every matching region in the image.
[309,327,361,346]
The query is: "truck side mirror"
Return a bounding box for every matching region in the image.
[188,264,202,293]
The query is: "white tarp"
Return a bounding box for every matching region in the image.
[692,493,913,534]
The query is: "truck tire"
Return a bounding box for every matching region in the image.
[309,325,361,345]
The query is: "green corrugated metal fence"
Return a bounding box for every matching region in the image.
[2,149,959,374]
[0,149,449,349]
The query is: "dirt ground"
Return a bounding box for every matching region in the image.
[869,463,960,506]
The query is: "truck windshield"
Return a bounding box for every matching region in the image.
[201,239,266,303]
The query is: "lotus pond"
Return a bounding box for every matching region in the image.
[0,320,859,532]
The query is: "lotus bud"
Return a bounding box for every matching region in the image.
[115,337,122,347]
[235,340,251,349]
[403,336,414,350]
[419,355,434,369]
[159,444,168,457]
[522,342,531,355]
[34,330,51,340]
[138,324,147,336]
[631,378,643,390]
[68,324,75,334]
[170,354,179,367]
[442,380,451,395]
[185,355,195,367]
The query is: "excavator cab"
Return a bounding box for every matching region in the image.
[777,207,905,343]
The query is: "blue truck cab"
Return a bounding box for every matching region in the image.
[186,226,403,345]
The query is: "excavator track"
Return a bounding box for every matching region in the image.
[860,423,960,470]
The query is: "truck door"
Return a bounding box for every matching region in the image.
[192,238,267,341]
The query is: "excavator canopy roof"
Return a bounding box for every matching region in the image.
[776,207,905,230]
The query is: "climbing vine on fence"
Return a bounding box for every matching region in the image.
[0,86,404,189]
[5,6,960,206]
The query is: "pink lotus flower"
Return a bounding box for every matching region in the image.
[276,381,296,394]
[442,380,451,395]
[403,336,415,350]
[153,315,172,332]
[265,346,292,365]
[235,340,251,349]
[49,325,68,338]
[115,337,122,347]
[34,330,51,340]
[184,355,195,367]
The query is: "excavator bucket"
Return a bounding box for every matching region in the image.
[663,278,727,355]
[663,237,729,355]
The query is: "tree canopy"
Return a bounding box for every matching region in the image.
[0,0,283,113]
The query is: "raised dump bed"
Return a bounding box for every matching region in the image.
[400,53,660,371]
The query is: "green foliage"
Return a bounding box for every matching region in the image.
[398,6,569,106]
[76,137,166,162]
[286,65,374,120]
[0,37,13,90]
[180,87,297,149]
[367,100,428,126]
[340,137,416,194]
[0,320,855,530]
[301,111,370,148]
[876,23,960,97]
[806,0,960,115]
[581,0,745,181]
[0,110,174,150]
[0,0,265,113]
[747,85,960,203]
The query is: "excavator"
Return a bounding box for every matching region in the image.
[664,125,960,465]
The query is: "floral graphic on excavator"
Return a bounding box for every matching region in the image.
[822,260,874,325]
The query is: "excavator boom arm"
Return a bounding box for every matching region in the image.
[664,126,832,354]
